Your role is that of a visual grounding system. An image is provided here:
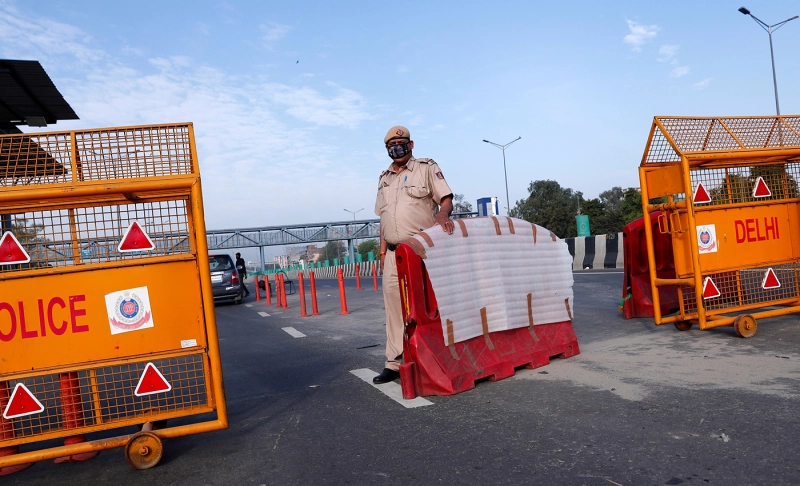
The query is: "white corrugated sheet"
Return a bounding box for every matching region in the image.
[409,217,573,345]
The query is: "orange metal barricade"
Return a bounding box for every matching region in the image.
[638,115,800,337]
[0,124,227,472]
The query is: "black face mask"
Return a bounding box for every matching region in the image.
[387,142,410,159]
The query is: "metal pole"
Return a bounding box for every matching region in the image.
[768,29,781,115]
[501,148,510,216]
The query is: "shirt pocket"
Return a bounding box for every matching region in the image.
[404,182,431,199]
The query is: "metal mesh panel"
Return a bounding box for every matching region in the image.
[2,354,208,440]
[74,126,193,181]
[689,164,799,206]
[644,125,681,164]
[681,264,799,313]
[724,117,800,148]
[660,118,741,153]
[0,134,73,186]
[0,125,193,187]
[0,200,191,274]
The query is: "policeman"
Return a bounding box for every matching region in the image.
[373,126,454,384]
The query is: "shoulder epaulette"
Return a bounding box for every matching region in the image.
[417,158,434,164]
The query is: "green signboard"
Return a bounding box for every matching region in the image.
[576,215,591,237]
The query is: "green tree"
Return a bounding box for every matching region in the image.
[452,193,473,213]
[622,188,643,225]
[510,180,581,238]
[320,241,345,262]
[357,239,379,258]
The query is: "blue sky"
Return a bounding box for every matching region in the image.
[3,0,800,236]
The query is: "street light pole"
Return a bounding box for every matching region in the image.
[738,7,798,116]
[343,208,363,263]
[483,137,521,216]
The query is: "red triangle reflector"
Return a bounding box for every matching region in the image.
[0,232,31,266]
[693,183,712,204]
[134,363,172,397]
[118,221,155,253]
[702,277,721,299]
[752,176,772,198]
[3,383,45,419]
[762,268,781,289]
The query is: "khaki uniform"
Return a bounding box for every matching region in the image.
[375,156,452,371]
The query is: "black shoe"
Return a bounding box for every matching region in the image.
[373,368,400,384]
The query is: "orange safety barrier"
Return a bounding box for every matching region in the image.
[265,277,272,306]
[298,273,308,318]
[0,124,228,473]
[254,275,261,302]
[0,381,32,476]
[638,115,800,337]
[355,266,362,290]
[372,263,379,291]
[337,268,350,315]
[274,274,280,307]
[309,271,320,316]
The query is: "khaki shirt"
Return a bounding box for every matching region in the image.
[375,157,453,244]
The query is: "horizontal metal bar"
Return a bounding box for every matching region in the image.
[654,277,695,287]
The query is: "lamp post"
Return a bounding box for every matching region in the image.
[483,137,521,216]
[343,208,363,263]
[738,7,798,115]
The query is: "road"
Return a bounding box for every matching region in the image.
[9,272,800,485]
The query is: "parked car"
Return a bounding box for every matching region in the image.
[209,253,243,304]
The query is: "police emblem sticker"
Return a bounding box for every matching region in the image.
[696,224,718,254]
[104,286,155,335]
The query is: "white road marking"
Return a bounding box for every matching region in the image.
[349,369,433,408]
[245,304,253,307]
[282,327,306,338]
[258,311,271,317]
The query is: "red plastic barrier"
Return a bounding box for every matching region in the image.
[265,276,272,306]
[298,272,308,318]
[0,381,32,476]
[280,274,289,309]
[54,372,97,464]
[622,213,679,319]
[337,268,350,315]
[372,263,378,291]
[309,271,320,316]
[395,243,580,398]
[254,275,261,302]
[355,266,362,290]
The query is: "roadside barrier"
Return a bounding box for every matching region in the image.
[565,233,624,270]
[309,271,320,316]
[254,275,261,302]
[298,273,309,318]
[337,268,350,315]
[372,263,379,291]
[638,115,800,337]
[621,213,678,319]
[355,267,362,290]
[54,372,97,464]
[265,277,272,306]
[395,216,580,398]
[274,274,280,307]
[0,381,32,475]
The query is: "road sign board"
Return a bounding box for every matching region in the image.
[134,362,172,396]
[118,221,155,253]
[2,383,45,419]
[0,232,31,265]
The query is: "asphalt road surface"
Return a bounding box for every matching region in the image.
[9,272,800,485]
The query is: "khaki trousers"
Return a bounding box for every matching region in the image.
[382,249,403,371]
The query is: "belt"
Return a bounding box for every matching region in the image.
[386,243,398,251]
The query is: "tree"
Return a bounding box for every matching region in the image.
[621,188,643,225]
[320,241,345,262]
[357,239,379,258]
[452,193,473,213]
[510,180,581,238]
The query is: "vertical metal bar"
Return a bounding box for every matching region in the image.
[88,369,103,425]
[68,209,82,265]
[681,156,708,329]
[186,124,228,428]
[735,269,744,308]
[639,167,663,324]
[725,168,732,204]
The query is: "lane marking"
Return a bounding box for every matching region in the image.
[349,368,433,408]
[258,311,271,317]
[245,304,253,307]
[282,327,306,338]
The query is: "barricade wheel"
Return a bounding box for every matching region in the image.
[674,321,692,331]
[125,432,163,470]
[733,314,757,338]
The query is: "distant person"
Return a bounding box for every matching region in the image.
[235,252,250,297]
[373,126,454,384]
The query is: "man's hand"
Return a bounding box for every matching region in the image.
[434,212,454,234]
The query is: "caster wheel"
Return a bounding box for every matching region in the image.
[674,321,692,331]
[124,432,163,470]
[733,314,757,338]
